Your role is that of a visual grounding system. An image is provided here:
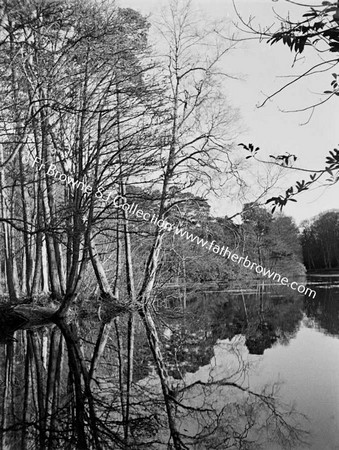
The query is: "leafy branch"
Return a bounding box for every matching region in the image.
[239,142,339,212]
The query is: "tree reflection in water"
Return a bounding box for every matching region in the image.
[0,291,310,450]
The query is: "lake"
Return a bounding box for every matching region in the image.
[153,276,339,449]
[0,276,338,449]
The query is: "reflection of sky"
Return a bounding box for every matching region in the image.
[253,322,339,450]
[138,284,339,448]
[182,321,339,450]
[118,0,339,225]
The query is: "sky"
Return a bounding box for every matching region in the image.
[117,0,339,225]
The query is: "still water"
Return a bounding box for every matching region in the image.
[0,277,338,449]
[156,277,339,449]
[254,278,339,450]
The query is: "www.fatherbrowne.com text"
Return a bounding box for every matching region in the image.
[112,194,316,299]
[32,157,316,299]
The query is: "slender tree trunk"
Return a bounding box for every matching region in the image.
[48,336,64,450]
[88,233,115,300]
[29,331,47,449]
[19,147,33,296]
[21,332,32,450]
[38,86,63,299]
[139,307,184,449]
[45,329,61,444]
[0,342,13,450]
[0,144,19,301]
[116,87,137,442]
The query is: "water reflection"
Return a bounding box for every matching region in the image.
[304,283,339,337]
[0,279,337,449]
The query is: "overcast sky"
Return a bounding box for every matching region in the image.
[117,0,339,225]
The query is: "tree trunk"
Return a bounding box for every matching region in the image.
[88,232,115,301]
[0,143,19,301]
[139,307,184,449]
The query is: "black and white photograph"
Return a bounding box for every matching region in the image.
[0,0,338,448]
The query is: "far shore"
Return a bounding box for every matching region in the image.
[307,270,339,276]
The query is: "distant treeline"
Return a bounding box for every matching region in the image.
[302,210,339,270]
[159,199,305,284]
